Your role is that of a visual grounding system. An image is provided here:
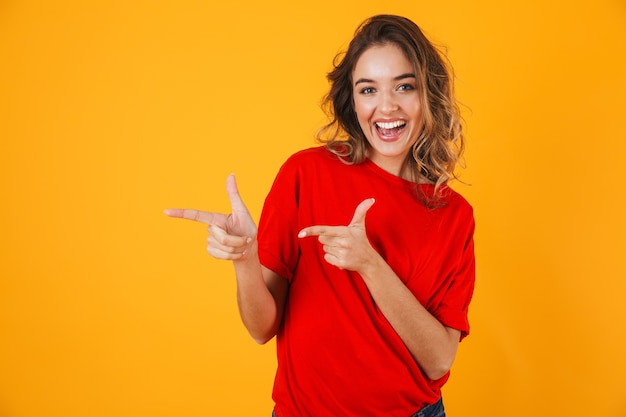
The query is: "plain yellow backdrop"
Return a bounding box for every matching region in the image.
[1,0,625,416]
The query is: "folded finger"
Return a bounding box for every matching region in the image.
[207,234,248,255]
[206,244,246,260]
[208,224,250,247]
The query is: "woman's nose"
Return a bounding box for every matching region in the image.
[380,91,399,113]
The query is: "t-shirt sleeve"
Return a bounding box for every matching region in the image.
[256,155,301,281]
[433,206,476,341]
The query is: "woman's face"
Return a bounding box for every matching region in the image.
[352,43,424,177]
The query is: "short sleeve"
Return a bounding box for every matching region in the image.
[433,207,476,341]
[257,155,301,281]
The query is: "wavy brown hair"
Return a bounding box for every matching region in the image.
[317,14,465,205]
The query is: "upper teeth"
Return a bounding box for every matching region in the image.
[376,121,405,129]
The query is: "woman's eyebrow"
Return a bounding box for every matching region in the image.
[354,73,416,86]
[354,78,374,86]
[394,72,416,81]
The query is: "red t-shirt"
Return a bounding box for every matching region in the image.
[258,147,475,417]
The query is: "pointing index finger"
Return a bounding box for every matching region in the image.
[298,226,339,238]
[164,208,217,225]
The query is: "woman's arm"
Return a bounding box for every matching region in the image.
[232,245,288,344]
[358,257,460,380]
[166,174,288,344]
[298,198,461,380]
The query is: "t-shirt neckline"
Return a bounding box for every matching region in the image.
[362,158,436,191]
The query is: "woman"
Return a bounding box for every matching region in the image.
[166,14,475,417]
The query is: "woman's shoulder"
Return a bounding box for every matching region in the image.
[438,185,474,224]
[282,146,341,167]
[289,146,334,159]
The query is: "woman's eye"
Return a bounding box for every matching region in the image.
[360,87,375,95]
[397,84,415,92]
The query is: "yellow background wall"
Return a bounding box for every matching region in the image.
[1,0,625,416]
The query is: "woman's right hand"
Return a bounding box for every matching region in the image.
[165,174,258,260]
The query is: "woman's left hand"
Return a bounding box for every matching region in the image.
[298,198,377,272]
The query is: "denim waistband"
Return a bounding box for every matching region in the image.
[410,397,445,417]
[272,397,445,417]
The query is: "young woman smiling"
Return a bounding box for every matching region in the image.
[167,15,474,417]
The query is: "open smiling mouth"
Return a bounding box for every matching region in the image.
[375,120,407,138]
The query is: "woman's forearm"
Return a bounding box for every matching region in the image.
[359,256,460,380]
[232,240,287,344]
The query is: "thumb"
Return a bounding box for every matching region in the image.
[349,198,375,227]
[225,173,250,215]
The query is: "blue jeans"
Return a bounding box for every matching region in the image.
[271,397,445,417]
[410,397,445,417]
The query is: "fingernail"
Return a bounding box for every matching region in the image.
[298,231,306,238]
[246,237,252,244]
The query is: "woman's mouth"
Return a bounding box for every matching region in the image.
[375,120,407,140]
